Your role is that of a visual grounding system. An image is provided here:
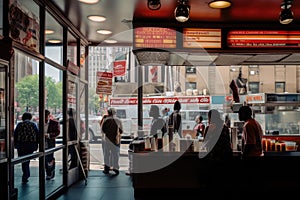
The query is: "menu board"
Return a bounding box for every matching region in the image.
[227,30,300,48]
[134,27,176,48]
[183,28,222,48]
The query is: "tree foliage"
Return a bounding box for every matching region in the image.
[15,74,62,112]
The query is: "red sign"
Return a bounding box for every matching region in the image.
[113,60,126,77]
[228,30,300,48]
[110,96,210,106]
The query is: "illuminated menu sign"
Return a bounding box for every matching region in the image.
[183,28,222,48]
[228,30,300,48]
[134,27,176,48]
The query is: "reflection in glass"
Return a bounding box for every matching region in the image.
[80,45,86,80]
[67,32,77,64]
[45,149,63,197]
[45,64,63,145]
[45,12,63,64]
[14,161,40,198]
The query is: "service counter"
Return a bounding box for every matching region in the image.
[130,150,300,198]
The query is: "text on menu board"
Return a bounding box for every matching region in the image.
[227,30,300,48]
[183,28,222,48]
[134,27,176,48]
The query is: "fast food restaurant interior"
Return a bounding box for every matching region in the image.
[1,0,300,199]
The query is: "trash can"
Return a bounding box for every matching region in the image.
[79,140,90,179]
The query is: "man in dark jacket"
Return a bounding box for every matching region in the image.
[101,108,123,176]
[14,112,39,183]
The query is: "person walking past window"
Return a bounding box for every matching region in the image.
[101,108,123,176]
[44,109,60,180]
[14,112,39,184]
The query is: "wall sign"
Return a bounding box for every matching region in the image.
[183,28,222,48]
[228,30,300,48]
[134,27,176,49]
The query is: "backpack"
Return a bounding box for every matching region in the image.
[15,121,38,143]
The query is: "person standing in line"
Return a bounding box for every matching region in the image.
[202,109,232,160]
[168,100,182,139]
[238,105,264,157]
[68,108,78,169]
[101,108,123,176]
[193,114,205,138]
[149,105,167,138]
[161,107,169,124]
[14,112,39,184]
[44,109,60,180]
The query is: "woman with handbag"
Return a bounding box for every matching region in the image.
[101,107,123,176]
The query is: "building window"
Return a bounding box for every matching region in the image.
[275,82,285,93]
[186,66,196,74]
[248,82,259,93]
[185,82,196,90]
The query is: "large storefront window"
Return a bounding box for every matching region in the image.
[14,50,39,157]
[45,12,63,65]
[80,44,86,80]
[13,50,40,199]
[67,32,77,64]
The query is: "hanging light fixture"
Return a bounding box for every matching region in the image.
[279,0,294,24]
[174,0,190,23]
[147,0,161,10]
[208,0,232,9]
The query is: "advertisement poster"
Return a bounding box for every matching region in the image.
[96,71,113,95]
[8,1,40,52]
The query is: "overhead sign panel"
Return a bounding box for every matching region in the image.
[228,30,300,48]
[134,27,176,48]
[183,28,222,48]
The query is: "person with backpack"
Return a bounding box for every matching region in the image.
[14,112,39,184]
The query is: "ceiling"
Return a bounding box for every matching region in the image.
[48,0,300,65]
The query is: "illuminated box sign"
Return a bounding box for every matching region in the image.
[134,27,176,48]
[183,28,222,48]
[228,30,300,48]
